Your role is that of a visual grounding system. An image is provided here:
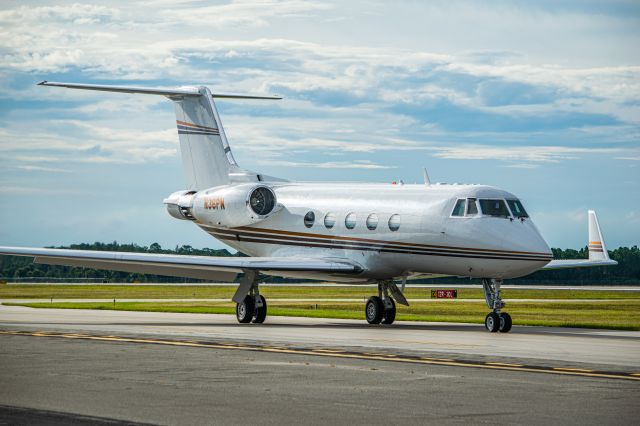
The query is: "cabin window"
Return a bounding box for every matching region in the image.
[452,199,466,216]
[303,211,315,228]
[388,214,400,231]
[366,213,378,230]
[466,198,478,216]
[324,212,336,229]
[345,213,357,229]
[479,199,510,217]
[507,199,529,218]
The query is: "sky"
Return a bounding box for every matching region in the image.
[0,0,638,251]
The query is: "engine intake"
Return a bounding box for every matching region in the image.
[248,186,276,216]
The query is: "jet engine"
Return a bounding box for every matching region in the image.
[165,184,279,227]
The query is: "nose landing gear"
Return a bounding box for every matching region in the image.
[482,278,512,333]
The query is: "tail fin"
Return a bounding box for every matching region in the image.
[173,86,235,189]
[587,210,611,262]
[38,81,281,190]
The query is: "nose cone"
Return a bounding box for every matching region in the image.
[462,217,552,278]
[519,219,552,256]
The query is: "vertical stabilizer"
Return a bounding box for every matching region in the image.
[587,210,610,261]
[172,86,237,190]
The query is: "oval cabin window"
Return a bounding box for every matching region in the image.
[366,213,378,230]
[324,212,336,229]
[345,213,357,229]
[303,211,315,228]
[388,214,400,231]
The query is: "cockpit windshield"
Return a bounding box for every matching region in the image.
[507,199,529,218]
[479,199,510,217]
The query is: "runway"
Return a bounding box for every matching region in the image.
[1,304,639,372]
[1,304,639,424]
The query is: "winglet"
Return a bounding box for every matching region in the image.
[588,210,610,262]
[540,210,617,270]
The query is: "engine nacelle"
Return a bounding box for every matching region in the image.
[192,184,278,228]
[163,190,196,220]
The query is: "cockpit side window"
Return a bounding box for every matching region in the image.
[452,199,466,216]
[507,199,529,218]
[466,198,478,216]
[479,199,510,217]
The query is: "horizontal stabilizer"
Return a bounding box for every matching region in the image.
[38,81,281,100]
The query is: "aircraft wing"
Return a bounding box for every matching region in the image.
[0,246,363,282]
[541,259,617,270]
[541,210,617,270]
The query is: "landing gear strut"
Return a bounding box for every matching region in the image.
[233,271,268,324]
[365,281,406,325]
[482,278,512,333]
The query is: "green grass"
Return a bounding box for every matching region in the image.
[3,282,639,330]
[7,299,640,331]
[1,282,639,300]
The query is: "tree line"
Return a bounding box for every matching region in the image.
[0,242,638,284]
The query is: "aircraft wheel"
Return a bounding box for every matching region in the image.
[499,312,512,333]
[236,296,255,324]
[485,312,500,332]
[365,296,384,324]
[253,295,267,324]
[381,298,396,324]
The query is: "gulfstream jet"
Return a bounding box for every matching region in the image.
[0,81,618,332]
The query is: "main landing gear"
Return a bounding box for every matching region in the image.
[365,281,408,325]
[233,271,268,324]
[236,292,267,324]
[482,278,512,333]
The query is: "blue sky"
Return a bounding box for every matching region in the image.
[0,0,638,251]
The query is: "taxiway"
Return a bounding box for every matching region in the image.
[1,304,638,425]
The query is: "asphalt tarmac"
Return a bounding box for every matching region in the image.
[1,304,639,425]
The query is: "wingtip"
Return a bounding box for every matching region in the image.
[37,80,47,86]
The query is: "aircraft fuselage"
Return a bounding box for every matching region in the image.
[190,182,553,283]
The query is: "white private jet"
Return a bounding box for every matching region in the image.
[0,81,618,332]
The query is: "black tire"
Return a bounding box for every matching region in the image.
[365,296,384,324]
[485,312,500,332]
[236,296,255,323]
[499,312,512,333]
[381,298,396,324]
[253,295,267,324]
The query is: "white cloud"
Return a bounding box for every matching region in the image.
[15,165,71,173]
[426,145,622,163]
[159,0,332,27]
[261,159,395,169]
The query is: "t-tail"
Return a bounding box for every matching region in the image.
[38,81,284,190]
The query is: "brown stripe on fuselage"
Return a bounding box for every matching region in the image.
[227,225,552,257]
[202,226,551,262]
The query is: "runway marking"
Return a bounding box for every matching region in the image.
[486,362,524,367]
[1,329,638,382]
[553,367,594,373]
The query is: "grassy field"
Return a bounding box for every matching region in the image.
[2,283,639,330]
[2,283,639,300]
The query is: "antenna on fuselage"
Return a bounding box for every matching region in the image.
[423,167,431,186]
